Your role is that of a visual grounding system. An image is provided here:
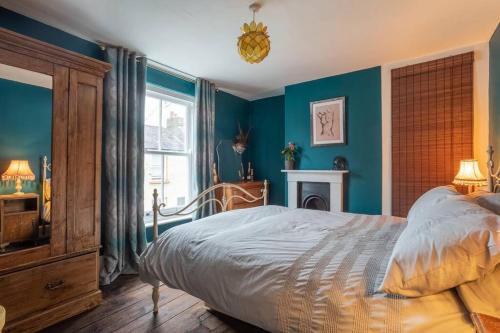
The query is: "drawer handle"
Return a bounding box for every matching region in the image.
[46,279,65,290]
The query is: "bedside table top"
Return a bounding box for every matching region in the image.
[225,180,269,189]
[0,193,39,200]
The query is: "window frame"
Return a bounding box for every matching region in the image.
[144,84,195,225]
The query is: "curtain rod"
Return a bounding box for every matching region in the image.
[142,57,197,83]
[98,41,197,83]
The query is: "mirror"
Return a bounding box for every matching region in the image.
[0,64,52,253]
[216,140,245,182]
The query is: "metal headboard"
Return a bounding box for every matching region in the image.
[40,156,51,222]
[149,180,268,313]
[151,180,269,242]
[487,145,499,193]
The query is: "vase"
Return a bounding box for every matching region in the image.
[284,160,295,170]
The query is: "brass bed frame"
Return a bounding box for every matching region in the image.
[150,180,268,313]
[487,145,500,193]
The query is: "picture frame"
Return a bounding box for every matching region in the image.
[310,97,346,146]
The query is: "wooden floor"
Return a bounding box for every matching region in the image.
[42,275,266,333]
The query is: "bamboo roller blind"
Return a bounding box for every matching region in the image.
[391,52,474,217]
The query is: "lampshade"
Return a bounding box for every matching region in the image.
[452,159,487,186]
[1,160,35,181]
[237,3,271,64]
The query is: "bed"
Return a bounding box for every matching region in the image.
[139,151,500,333]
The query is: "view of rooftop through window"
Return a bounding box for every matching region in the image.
[144,89,194,221]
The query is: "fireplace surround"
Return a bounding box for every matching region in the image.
[282,170,348,212]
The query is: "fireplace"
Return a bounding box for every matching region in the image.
[298,182,330,211]
[282,169,348,212]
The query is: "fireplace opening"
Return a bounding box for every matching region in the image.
[303,194,328,210]
[298,182,330,211]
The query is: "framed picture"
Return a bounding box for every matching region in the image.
[310,97,346,146]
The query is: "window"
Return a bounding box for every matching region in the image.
[144,86,194,222]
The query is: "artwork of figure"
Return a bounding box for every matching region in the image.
[310,97,345,146]
[317,111,335,136]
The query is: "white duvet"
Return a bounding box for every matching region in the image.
[139,205,474,333]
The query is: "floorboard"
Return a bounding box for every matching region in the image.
[42,275,266,333]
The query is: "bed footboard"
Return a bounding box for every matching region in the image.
[150,180,268,314]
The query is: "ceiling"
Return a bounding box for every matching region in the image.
[2,0,499,100]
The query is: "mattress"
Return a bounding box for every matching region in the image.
[139,205,474,333]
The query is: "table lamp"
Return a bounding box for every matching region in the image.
[452,159,487,193]
[1,160,36,195]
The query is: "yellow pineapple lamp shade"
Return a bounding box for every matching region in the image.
[1,160,36,195]
[452,159,487,193]
[237,2,271,64]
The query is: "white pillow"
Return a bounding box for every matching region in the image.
[380,195,500,297]
[469,190,500,215]
[406,185,459,223]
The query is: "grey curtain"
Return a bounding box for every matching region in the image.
[100,47,148,285]
[195,78,216,219]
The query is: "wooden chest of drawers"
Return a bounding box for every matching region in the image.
[215,181,269,211]
[0,252,98,325]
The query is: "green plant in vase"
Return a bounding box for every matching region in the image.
[281,142,299,170]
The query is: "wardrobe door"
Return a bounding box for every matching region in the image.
[67,69,102,253]
[51,65,70,256]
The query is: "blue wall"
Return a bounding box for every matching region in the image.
[491,24,500,165]
[0,78,52,194]
[147,67,195,97]
[284,67,382,214]
[249,95,285,205]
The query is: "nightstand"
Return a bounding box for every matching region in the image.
[0,193,39,251]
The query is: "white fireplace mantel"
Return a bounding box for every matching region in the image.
[281,169,348,212]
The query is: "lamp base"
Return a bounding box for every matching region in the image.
[13,177,24,195]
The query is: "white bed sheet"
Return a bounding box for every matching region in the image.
[139,205,474,333]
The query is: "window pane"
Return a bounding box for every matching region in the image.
[162,155,189,209]
[161,100,187,152]
[144,90,193,219]
[144,153,162,212]
[145,95,160,150]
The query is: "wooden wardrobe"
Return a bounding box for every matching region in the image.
[0,28,110,332]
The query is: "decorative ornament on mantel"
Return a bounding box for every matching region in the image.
[237,2,271,64]
[232,123,250,155]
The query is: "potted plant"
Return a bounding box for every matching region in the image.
[281,142,299,170]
